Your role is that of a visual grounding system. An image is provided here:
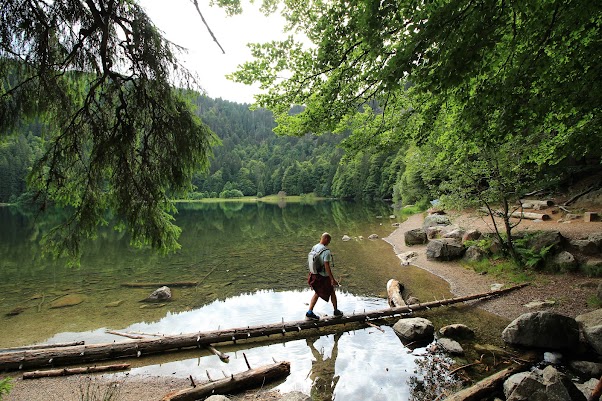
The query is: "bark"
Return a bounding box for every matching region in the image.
[161,361,290,401]
[443,364,528,401]
[0,283,528,372]
[22,363,130,379]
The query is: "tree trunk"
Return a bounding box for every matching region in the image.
[443,364,527,401]
[0,284,528,372]
[161,361,290,401]
[22,363,130,379]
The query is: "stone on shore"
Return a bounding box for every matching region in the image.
[501,311,580,351]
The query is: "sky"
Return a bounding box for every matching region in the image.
[142,0,288,104]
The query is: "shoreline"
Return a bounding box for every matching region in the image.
[5,212,599,401]
[383,212,600,322]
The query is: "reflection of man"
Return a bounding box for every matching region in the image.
[306,333,342,401]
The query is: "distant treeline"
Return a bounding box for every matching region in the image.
[0,95,408,203]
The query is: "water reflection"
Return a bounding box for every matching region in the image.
[306,333,341,401]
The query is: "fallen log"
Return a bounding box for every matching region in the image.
[443,364,528,401]
[0,341,84,353]
[162,361,290,401]
[23,363,130,379]
[387,279,407,308]
[510,211,551,221]
[121,282,198,288]
[0,283,528,372]
[520,199,554,207]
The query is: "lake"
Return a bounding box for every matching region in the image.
[0,200,510,400]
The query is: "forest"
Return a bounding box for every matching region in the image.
[1,0,601,262]
[0,95,406,203]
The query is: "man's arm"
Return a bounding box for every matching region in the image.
[324,262,339,287]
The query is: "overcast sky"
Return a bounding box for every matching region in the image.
[142,0,287,104]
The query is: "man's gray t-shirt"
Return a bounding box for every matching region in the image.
[312,243,332,277]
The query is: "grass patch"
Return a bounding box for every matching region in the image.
[465,258,534,283]
[587,295,602,308]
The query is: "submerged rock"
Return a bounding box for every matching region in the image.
[49,294,85,309]
[144,286,172,302]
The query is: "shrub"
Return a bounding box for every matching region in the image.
[0,377,12,400]
[219,189,244,199]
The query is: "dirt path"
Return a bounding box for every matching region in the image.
[384,212,601,321]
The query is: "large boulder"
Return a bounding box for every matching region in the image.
[501,311,580,351]
[570,239,600,256]
[426,239,465,261]
[462,229,482,243]
[392,317,434,343]
[547,251,578,272]
[525,231,565,254]
[404,229,428,246]
[504,366,586,401]
[463,245,487,262]
[569,360,602,378]
[423,214,451,229]
[575,308,602,356]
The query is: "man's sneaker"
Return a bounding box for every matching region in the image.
[306,310,320,320]
[333,309,344,317]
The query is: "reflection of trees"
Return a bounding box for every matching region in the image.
[408,351,462,401]
[307,333,342,401]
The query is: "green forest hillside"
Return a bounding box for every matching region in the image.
[0,95,407,203]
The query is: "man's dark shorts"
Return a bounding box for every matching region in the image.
[308,273,334,301]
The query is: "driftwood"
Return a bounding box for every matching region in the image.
[207,345,229,362]
[510,211,551,221]
[121,282,198,288]
[387,279,407,308]
[106,330,146,339]
[161,361,290,401]
[563,182,601,206]
[443,364,528,401]
[0,341,84,353]
[0,283,528,372]
[23,363,130,379]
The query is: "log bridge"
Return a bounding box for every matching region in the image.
[0,283,527,372]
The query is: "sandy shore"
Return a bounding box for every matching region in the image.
[5,211,601,400]
[384,212,601,321]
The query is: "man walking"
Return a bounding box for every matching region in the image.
[306,232,343,320]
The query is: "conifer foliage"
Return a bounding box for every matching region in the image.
[0,0,217,258]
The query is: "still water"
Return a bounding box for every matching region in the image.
[0,200,509,400]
